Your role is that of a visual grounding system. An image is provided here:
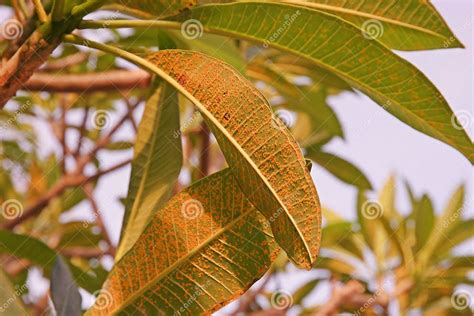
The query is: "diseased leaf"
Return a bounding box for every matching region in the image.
[116,82,183,260]
[87,169,280,315]
[0,230,102,293]
[168,3,473,162]
[0,268,28,316]
[146,50,321,269]
[286,0,463,50]
[307,150,372,190]
[51,256,82,316]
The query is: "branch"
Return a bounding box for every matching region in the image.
[0,18,81,107]
[24,70,151,92]
[40,52,88,71]
[0,159,130,229]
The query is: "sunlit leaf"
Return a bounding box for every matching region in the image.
[146,50,321,269]
[87,169,280,315]
[116,82,183,260]
[168,3,473,162]
[414,194,435,252]
[285,0,463,50]
[418,185,465,266]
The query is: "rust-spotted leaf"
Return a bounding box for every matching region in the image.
[146,50,321,269]
[87,169,279,315]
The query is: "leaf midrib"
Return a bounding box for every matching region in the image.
[111,209,254,313]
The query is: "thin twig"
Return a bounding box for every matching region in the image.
[83,183,116,256]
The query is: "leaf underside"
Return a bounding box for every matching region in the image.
[88,169,280,315]
[147,49,321,269]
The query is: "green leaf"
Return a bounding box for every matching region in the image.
[356,191,380,252]
[87,169,280,315]
[0,268,28,315]
[287,0,463,50]
[116,82,183,260]
[168,2,473,162]
[269,53,353,91]
[306,150,372,190]
[414,194,435,252]
[436,219,474,260]
[321,222,363,260]
[146,50,321,269]
[51,256,82,316]
[0,230,102,293]
[315,256,355,275]
[418,185,465,266]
